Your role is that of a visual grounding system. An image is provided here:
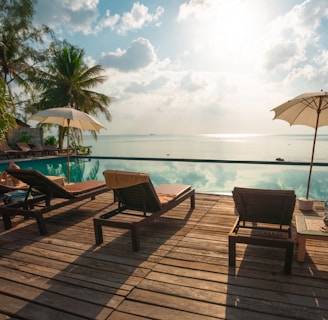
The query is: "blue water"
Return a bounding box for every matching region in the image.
[1,134,328,200]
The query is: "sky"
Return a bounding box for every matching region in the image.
[32,0,328,136]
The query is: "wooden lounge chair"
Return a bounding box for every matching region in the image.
[16,142,44,156]
[228,187,296,274]
[93,169,195,251]
[1,168,108,235]
[0,177,28,194]
[0,142,25,159]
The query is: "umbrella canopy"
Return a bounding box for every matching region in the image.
[29,107,105,132]
[271,91,328,199]
[29,107,106,183]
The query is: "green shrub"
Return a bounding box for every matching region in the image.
[44,136,58,147]
[17,131,32,143]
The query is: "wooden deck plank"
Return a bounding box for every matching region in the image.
[0,193,327,319]
[0,278,113,319]
[0,293,91,320]
[116,299,220,320]
[0,265,125,308]
[125,287,303,320]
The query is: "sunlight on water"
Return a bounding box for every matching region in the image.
[1,155,328,201]
[201,133,268,139]
[1,134,328,200]
[84,133,328,162]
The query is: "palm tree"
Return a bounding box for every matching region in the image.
[0,78,16,143]
[0,0,50,104]
[33,41,111,148]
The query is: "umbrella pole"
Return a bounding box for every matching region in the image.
[306,112,320,199]
[67,120,70,184]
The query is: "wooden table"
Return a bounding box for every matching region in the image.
[295,215,328,261]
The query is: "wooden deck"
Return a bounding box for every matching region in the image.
[0,192,327,319]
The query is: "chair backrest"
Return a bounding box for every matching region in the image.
[103,170,162,212]
[5,168,73,199]
[232,187,296,226]
[0,142,12,152]
[16,142,31,152]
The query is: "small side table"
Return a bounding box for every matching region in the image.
[295,216,328,262]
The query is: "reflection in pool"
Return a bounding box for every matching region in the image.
[1,156,328,200]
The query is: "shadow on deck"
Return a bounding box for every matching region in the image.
[0,192,327,319]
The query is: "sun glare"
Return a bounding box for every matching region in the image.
[193,2,263,65]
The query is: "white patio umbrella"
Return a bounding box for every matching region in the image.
[29,107,106,183]
[271,91,328,199]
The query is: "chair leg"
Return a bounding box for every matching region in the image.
[284,242,294,274]
[228,235,236,266]
[190,193,195,209]
[2,213,12,230]
[94,220,104,245]
[131,224,140,251]
[36,214,48,235]
[113,190,118,203]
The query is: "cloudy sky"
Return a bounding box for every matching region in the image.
[33,0,328,135]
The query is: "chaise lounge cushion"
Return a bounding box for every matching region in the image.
[104,170,150,189]
[103,170,191,207]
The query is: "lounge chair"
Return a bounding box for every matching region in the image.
[1,168,108,234]
[43,145,59,156]
[0,142,25,159]
[0,176,28,194]
[228,187,296,274]
[16,142,44,156]
[0,162,28,194]
[93,169,195,251]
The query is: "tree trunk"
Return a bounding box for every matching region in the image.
[58,126,65,149]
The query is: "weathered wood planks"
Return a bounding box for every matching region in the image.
[0,192,327,319]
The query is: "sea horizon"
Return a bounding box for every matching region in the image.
[82,133,328,163]
[2,132,328,200]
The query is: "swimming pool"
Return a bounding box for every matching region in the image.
[1,155,328,200]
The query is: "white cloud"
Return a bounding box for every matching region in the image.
[34,0,100,34]
[99,38,156,71]
[180,72,205,92]
[284,64,317,85]
[100,58,236,134]
[177,0,214,22]
[264,42,303,71]
[32,1,328,135]
[94,2,164,35]
[263,0,328,72]
[125,76,169,94]
[35,1,163,36]
[118,2,164,34]
[257,0,328,96]
[94,10,120,32]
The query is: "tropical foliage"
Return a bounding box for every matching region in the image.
[0,0,50,141]
[0,0,50,102]
[31,41,111,147]
[0,0,111,147]
[0,78,16,142]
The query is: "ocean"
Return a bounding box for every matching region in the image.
[81,134,328,200]
[2,134,328,200]
[83,133,328,162]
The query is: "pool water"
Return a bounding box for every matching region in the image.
[1,156,328,200]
